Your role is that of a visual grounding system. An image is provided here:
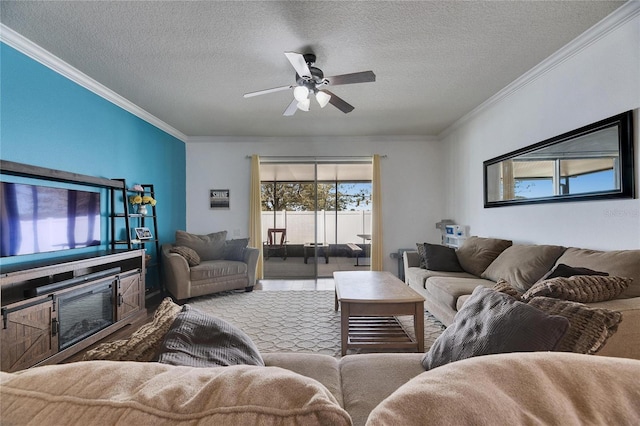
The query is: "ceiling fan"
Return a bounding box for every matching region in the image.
[243,52,376,116]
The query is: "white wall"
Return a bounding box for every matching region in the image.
[441,10,640,250]
[186,136,444,273]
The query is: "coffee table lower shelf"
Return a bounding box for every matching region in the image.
[346,316,418,352]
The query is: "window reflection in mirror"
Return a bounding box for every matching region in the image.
[484,111,634,207]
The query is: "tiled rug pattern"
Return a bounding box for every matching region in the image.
[189,290,445,357]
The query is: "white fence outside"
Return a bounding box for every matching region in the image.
[261,210,371,244]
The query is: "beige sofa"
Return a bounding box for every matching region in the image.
[2,351,639,425]
[404,237,640,359]
[162,230,259,300]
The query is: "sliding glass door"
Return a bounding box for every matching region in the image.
[260,158,372,279]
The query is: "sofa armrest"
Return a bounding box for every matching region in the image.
[244,247,259,287]
[161,243,191,300]
[403,250,420,272]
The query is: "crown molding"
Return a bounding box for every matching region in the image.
[187,135,438,143]
[438,1,640,141]
[0,23,188,143]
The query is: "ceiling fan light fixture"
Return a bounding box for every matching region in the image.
[293,86,309,102]
[297,98,311,111]
[315,91,331,108]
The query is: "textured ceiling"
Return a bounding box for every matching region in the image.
[0,1,624,139]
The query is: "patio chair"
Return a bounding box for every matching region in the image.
[264,228,287,260]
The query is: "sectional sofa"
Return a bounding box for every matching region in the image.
[2,350,640,425]
[404,236,640,359]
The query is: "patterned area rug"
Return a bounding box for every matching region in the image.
[189,290,445,357]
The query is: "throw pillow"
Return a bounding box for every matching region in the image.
[157,305,264,367]
[481,244,566,292]
[553,247,640,298]
[169,245,201,266]
[416,243,427,269]
[0,361,351,426]
[83,297,182,362]
[522,275,632,303]
[493,279,523,300]
[540,263,609,281]
[224,238,249,261]
[422,243,464,272]
[421,287,569,370]
[527,296,623,354]
[175,230,227,261]
[455,236,513,277]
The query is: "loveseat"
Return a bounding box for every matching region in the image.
[162,230,259,300]
[404,237,640,359]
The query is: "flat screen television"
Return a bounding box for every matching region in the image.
[0,182,101,257]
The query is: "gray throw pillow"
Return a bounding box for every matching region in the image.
[422,286,569,370]
[543,263,609,280]
[416,243,427,269]
[175,230,227,261]
[223,238,249,261]
[527,296,622,354]
[157,305,264,367]
[423,243,464,272]
[455,236,512,277]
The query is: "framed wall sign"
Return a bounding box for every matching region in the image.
[210,189,230,209]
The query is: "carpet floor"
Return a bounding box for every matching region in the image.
[189,290,445,357]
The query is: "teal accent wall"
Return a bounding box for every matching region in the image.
[0,43,186,289]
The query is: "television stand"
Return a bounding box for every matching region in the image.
[0,250,146,372]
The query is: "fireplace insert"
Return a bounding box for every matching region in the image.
[57,280,114,350]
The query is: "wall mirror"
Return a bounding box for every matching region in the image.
[484,110,634,208]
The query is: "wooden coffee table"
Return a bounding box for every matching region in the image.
[334,271,425,356]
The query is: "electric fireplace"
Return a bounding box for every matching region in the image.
[57,280,114,350]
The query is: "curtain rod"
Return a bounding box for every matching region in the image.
[245,155,387,159]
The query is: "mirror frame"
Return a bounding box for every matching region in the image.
[483,110,634,208]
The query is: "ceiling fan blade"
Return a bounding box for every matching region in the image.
[283,99,298,116]
[321,90,354,114]
[284,52,312,79]
[244,85,293,98]
[324,71,376,86]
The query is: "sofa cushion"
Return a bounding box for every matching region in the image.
[425,277,494,311]
[527,296,623,354]
[522,275,632,303]
[157,305,264,367]
[405,267,477,289]
[422,287,569,370]
[553,248,640,297]
[455,236,512,276]
[224,238,249,261]
[176,230,227,261]
[169,245,201,266]
[190,259,248,281]
[422,243,464,272]
[263,353,344,408]
[367,352,640,426]
[340,353,425,426]
[0,362,351,426]
[481,244,566,292]
[83,297,181,362]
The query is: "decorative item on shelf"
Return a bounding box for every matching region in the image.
[128,194,157,216]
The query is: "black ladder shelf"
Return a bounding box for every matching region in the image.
[110,180,161,292]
